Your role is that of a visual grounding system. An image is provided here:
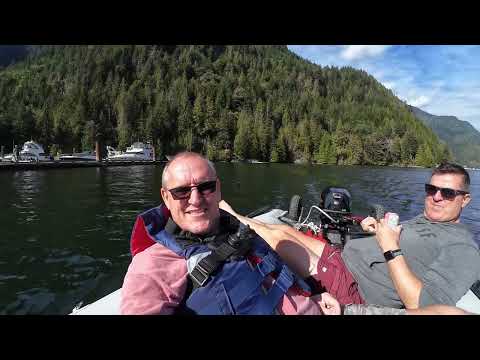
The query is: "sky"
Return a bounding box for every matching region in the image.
[288,45,480,131]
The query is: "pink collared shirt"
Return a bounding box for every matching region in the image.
[121,243,324,315]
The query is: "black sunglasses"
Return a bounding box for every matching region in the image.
[168,180,217,200]
[425,183,469,200]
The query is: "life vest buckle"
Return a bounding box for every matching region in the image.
[190,262,210,287]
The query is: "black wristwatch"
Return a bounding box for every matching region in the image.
[384,249,403,262]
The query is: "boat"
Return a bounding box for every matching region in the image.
[106,142,154,161]
[18,141,52,162]
[106,146,122,158]
[0,153,15,162]
[59,151,97,161]
[70,198,480,315]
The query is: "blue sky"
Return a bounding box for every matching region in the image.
[288,45,480,131]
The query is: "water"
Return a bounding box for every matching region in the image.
[0,164,479,314]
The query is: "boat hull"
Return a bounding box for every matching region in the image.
[59,156,97,161]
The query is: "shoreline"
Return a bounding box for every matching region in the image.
[0,160,166,171]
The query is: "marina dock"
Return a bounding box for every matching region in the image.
[0,160,166,171]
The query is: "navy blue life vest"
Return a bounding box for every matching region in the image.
[136,205,312,315]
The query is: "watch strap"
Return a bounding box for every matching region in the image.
[384,249,403,262]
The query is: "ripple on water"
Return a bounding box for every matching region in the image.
[45,253,96,266]
[17,255,36,265]
[0,274,27,281]
[1,288,56,315]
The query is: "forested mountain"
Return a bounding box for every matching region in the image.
[410,106,480,167]
[0,45,450,166]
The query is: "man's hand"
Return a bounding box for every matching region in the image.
[360,216,377,233]
[318,292,342,315]
[375,218,402,252]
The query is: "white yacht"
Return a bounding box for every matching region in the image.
[106,146,122,158]
[59,151,97,161]
[107,142,154,161]
[1,153,14,162]
[18,141,52,162]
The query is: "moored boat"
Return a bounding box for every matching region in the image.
[106,142,154,161]
[18,141,52,162]
[59,151,97,161]
[0,153,15,162]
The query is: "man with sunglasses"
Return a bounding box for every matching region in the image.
[350,162,479,310]
[120,152,335,315]
[278,161,479,311]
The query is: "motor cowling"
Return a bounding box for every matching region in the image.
[320,187,352,213]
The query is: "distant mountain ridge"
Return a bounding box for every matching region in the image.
[410,105,480,167]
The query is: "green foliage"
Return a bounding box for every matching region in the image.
[314,132,336,164]
[0,45,449,167]
[415,142,435,167]
[233,110,250,160]
[270,128,288,162]
[49,143,61,157]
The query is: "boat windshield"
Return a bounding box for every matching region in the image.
[24,142,42,152]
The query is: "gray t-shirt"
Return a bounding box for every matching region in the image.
[344,304,407,315]
[341,215,480,308]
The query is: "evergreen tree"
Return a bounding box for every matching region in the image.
[233,111,250,160]
[271,130,287,162]
[192,92,205,151]
[415,143,435,167]
[400,131,418,164]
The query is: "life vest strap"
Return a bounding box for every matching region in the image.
[189,232,251,288]
[256,252,280,277]
[232,264,295,314]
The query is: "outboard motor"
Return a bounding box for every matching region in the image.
[320,187,352,213]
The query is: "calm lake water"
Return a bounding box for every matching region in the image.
[1,163,479,314]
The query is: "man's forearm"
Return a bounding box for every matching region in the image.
[386,255,423,309]
[276,225,326,258]
[243,222,320,277]
[406,305,471,315]
[219,202,320,277]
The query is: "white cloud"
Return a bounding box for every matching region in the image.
[340,45,391,61]
[408,95,431,108]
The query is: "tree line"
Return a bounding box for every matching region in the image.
[0,45,451,167]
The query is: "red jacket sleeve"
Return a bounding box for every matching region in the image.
[130,206,171,257]
[130,216,156,257]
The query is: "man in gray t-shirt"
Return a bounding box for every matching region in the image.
[247,162,479,310]
[342,214,479,308]
[341,162,480,308]
[220,162,479,312]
